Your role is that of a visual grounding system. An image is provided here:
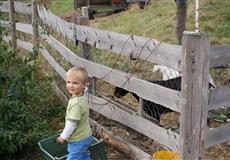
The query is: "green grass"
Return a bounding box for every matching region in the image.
[49,0,74,16]
[50,0,230,44]
[49,0,230,44]
[188,0,230,44]
[93,1,178,44]
[93,0,230,44]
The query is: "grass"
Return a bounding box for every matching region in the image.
[93,0,230,44]
[49,0,230,44]
[48,0,74,16]
[93,2,178,44]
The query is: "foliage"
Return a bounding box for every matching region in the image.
[0,26,64,155]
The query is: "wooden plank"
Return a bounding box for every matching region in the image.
[0,20,33,35]
[4,36,33,51]
[39,48,67,81]
[77,16,90,59]
[75,24,182,71]
[37,6,75,41]
[0,1,9,12]
[180,32,210,159]
[206,123,230,147]
[209,86,230,110]
[89,94,180,151]
[0,1,31,15]
[16,38,33,51]
[76,14,97,94]
[5,35,184,114]
[0,20,10,27]
[37,6,182,71]
[210,45,230,68]
[43,34,185,113]
[52,82,68,103]
[16,22,33,34]
[81,6,89,17]
[14,1,32,15]
[32,0,39,49]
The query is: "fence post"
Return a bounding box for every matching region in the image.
[9,0,16,50]
[180,31,210,159]
[32,0,39,51]
[76,7,96,94]
[137,74,144,117]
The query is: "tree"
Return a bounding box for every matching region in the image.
[175,0,187,44]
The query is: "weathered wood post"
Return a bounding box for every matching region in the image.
[32,0,45,77]
[9,0,16,50]
[32,0,39,51]
[180,31,210,159]
[76,7,96,94]
[137,74,144,117]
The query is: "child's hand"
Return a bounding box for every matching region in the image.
[57,136,65,144]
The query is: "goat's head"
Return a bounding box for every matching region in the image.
[114,87,129,98]
[114,87,140,101]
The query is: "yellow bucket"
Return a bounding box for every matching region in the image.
[153,150,180,160]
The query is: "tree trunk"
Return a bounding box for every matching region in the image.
[175,0,187,45]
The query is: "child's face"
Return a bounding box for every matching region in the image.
[66,71,86,97]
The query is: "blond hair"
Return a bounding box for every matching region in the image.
[66,67,88,83]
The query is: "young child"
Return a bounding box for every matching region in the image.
[57,67,92,160]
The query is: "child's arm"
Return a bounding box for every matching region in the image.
[57,119,77,143]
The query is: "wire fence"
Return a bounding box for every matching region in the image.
[88,8,185,127]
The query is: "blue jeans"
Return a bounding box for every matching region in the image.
[67,136,93,160]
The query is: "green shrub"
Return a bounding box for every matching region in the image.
[0,26,64,155]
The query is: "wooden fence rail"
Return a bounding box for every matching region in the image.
[2,18,184,113]
[0,1,31,15]
[210,45,230,68]
[1,2,230,69]
[37,6,75,41]
[43,34,184,112]
[37,6,182,71]
[206,123,230,147]
[208,86,230,110]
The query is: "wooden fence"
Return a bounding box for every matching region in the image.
[1,1,230,159]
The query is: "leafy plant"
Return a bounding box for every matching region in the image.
[0,26,64,155]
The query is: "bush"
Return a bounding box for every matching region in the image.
[0,26,64,155]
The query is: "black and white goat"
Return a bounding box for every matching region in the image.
[114,76,215,123]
